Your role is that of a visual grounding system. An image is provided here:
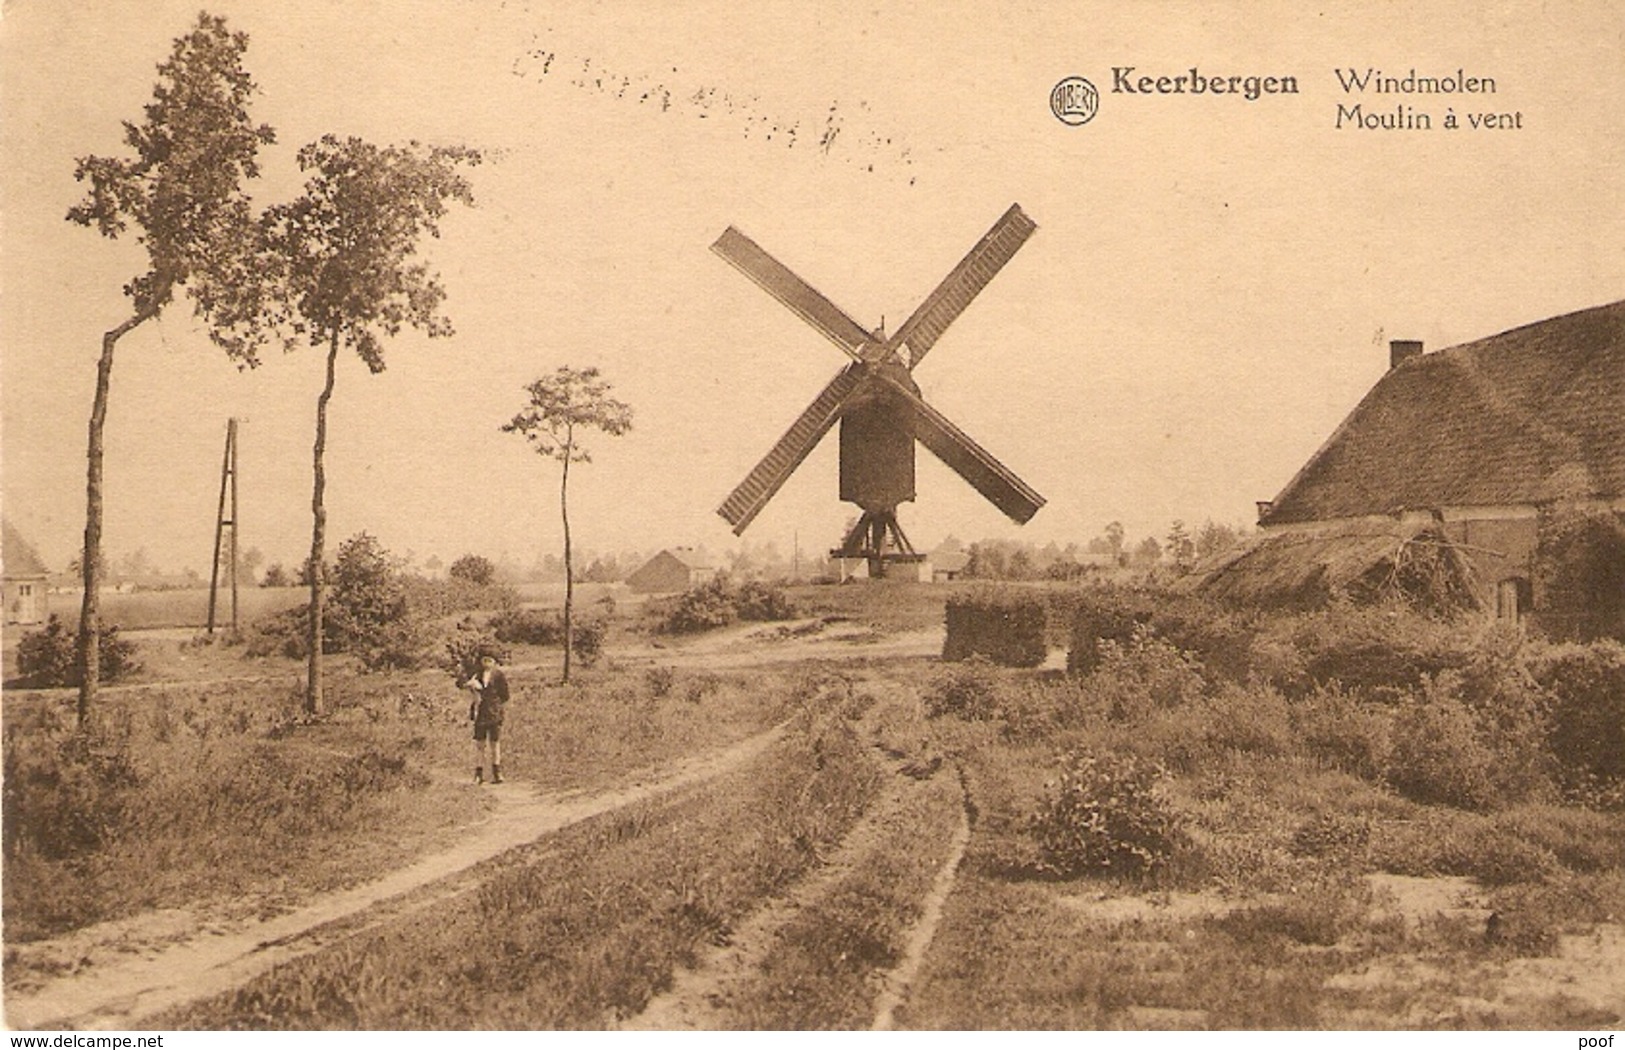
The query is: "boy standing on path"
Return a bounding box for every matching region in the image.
[465,653,511,784]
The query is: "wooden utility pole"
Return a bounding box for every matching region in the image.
[207,417,240,635]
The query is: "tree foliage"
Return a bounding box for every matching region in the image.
[216,135,479,711]
[447,554,496,587]
[67,12,275,328]
[226,135,481,365]
[66,12,275,727]
[502,367,632,683]
[502,367,634,463]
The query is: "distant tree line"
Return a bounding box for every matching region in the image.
[956,519,1249,582]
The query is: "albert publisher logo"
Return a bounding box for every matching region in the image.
[1051,76,1099,125]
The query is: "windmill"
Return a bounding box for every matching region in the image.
[713,203,1045,578]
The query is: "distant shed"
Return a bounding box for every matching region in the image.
[626,547,719,594]
[3,519,51,625]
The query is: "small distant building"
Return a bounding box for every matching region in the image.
[3,519,51,625]
[929,548,970,583]
[626,547,719,594]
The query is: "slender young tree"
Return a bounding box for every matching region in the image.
[225,135,479,713]
[65,13,275,727]
[502,368,632,683]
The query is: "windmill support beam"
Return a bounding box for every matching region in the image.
[832,507,925,579]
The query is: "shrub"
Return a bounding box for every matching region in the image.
[661,577,738,634]
[490,606,564,646]
[3,729,141,862]
[326,533,408,651]
[245,534,463,665]
[15,615,140,687]
[447,554,496,587]
[570,618,607,666]
[1214,875,1373,947]
[1271,601,1465,701]
[1085,625,1206,721]
[943,589,1047,667]
[1290,684,1393,781]
[352,614,432,672]
[1064,588,1153,674]
[923,656,1003,721]
[1385,674,1502,810]
[1528,640,1625,787]
[735,579,796,621]
[1028,749,1181,878]
[1196,681,1293,756]
[441,618,511,682]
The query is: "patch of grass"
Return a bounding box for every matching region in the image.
[162,680,883,1029]
[728,767,964,1028]
[2,661,787,948]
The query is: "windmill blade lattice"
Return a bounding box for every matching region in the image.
[889,203,1037,370]
[717,365,867,533]
[877,371,1046,523]
[711,227,873,359]
[711,205,1045,575]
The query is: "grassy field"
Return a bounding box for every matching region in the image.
[29,586,310,632]
[6,578,1624,1029]
[1,644,790,952]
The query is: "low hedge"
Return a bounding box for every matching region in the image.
[943,589,1047,668]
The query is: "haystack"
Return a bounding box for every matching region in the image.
[1181,518,1484,613]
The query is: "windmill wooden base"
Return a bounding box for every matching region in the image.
[831,508,927,579]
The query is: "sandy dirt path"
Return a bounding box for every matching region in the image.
[622,680,970,1032]
[4,722,786,1032]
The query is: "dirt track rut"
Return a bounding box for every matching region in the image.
[4,723,786,1031]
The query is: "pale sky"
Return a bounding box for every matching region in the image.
[4,0,1623,575]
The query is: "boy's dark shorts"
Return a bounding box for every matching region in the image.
[473,721,501,742]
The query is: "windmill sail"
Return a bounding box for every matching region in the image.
[891,204,1037,370]
[717,366,867,533]
[711,227,872,359]
[880,373,1045,523]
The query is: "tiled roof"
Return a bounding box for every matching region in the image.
[1265,299,1625,524]
[2,519,51,578]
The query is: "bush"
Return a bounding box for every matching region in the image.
[353,615,433,672]
[441,618,511,682]
[923,657,1003,721]
[661,577,738,634]
[447,554,496,587]
[1529,640,1625,787]
[1196,681,1293,756]
[3,729,141,862]
[1085,625,1206,721]
[735,579,796,621]
[570,618,607,666]
[15,615,140,687]
[1385,674,1502,810]
[1270,601,1465,701]
[1290,684,1393,781]
[943,589,1047,667]
[490,606,564,646]
[326,533,408,652]
[1028,749,1181,878]
[1065,590,1151,674]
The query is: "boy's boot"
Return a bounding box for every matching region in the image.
[492,764,504,784]
[475,766,484,784]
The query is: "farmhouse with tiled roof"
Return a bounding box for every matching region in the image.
[1198,299,1625,634]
